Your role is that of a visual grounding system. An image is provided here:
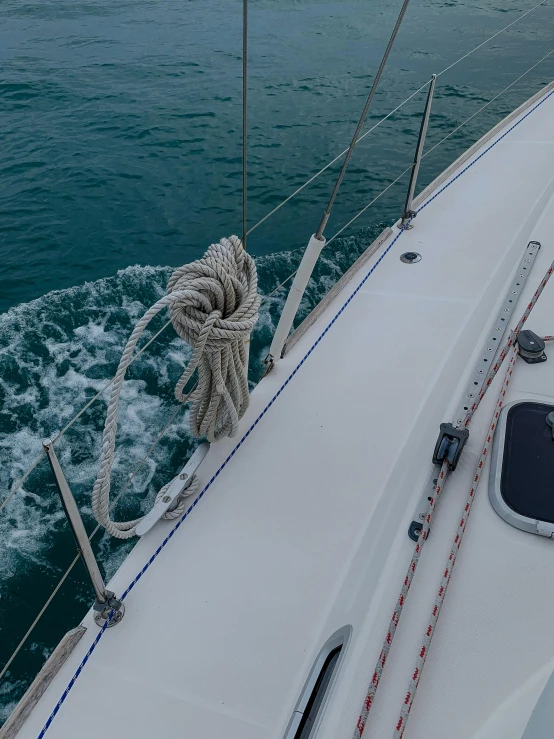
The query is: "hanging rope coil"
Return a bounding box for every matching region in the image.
[92,236,259,539]
[168,236,259,440]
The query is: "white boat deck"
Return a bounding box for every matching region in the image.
[13,81,554,739]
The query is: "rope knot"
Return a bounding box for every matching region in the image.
[91,235,259,539]
[168,236,259,442]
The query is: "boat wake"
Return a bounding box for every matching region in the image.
[0,226,381,723]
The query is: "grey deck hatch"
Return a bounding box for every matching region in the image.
[489,399,554,537]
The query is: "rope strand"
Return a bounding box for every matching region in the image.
[92,236,259,538]
[394,347,518,738]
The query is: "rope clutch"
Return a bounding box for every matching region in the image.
[92,236,259,538]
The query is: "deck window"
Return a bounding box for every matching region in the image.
[489,400,554,536]
[284,626,351,739]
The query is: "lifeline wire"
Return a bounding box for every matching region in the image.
[34,74,554,739]
[315,0,412,240]
[0,317,174,514]
[242,0,248,249]
[257,45,554,304]
[247,1,549,239]
[0,401,189,683]
[4,3,550,514]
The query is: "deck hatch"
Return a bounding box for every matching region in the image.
[283,626,351,739]
[490,400,554,536]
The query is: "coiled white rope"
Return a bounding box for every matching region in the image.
[92,236,259,539]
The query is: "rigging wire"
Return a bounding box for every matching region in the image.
[242,0,248,249]
[324,165,413,248]
[260,45,554,302]
[1,2,551,514]
[436,0,547,79]
[314,0,412,240]
[260,270,299,306]
[246,0,548,239]
[0,401,188,682]
[0,555,79,683]
[258,165,414,306]
[245,81,430,237]
[0,0,554,679]
[422,48,554,161]
[257,164,414,307]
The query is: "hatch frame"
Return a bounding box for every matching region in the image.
[489,397,554,537]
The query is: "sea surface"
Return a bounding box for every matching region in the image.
[0,0,553,724]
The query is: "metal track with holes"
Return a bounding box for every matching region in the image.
[408,240,541,540]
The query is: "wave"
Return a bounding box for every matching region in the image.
[0,225,381,722]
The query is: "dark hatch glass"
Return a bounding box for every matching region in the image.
[501,402,554,523]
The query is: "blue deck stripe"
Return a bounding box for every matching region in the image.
[36,84,554,738]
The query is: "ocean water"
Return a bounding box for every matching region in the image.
[0,0,553,724]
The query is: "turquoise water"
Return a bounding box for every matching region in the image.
[0,0,553,724]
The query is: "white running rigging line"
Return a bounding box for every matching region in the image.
[92,236,259,539]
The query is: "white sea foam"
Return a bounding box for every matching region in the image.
[0,229,376,718]
[0,230,376,574]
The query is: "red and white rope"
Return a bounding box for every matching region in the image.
[394,346,517,738]
[353,261,554,739]
[354,458,449,738]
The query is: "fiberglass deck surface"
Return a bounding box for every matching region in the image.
[15,83,554,739]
